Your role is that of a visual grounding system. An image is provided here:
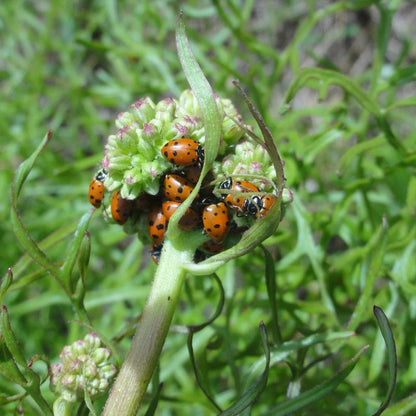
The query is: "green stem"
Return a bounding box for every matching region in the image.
[102,237,195,416]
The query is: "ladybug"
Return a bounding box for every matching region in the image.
[161,137,204,167]
[88,168,108,208]
[163,174,198,202]
[147,207,167,245]
[202,239,224,254]
[162,201,200,232]
[218,178,262,217]
[257,195,276,218]
[182,167,215,198]
[202,202,231,242]
[182,165,201,184]
[151,243,163,265]
[133,192,158,212]
[111,190,133,225]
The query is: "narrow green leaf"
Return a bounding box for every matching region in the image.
[172,12,221,239]
[186,274,225,412]
[264,346,369,415]
[187,332,222,413]
[7,219,79,287]
[219,322,270,416]
[10,131,64,286]
[389,63,416,86]
[77,230,91,284]
[0,305,27,367]
[348,217,389,331]
[0,310,51,413]
[0,269,13,304]
[232,80,285,195]
[260,245,282,345]
[385,96,416,113]
[381,393,416,416]
[189,273,225,332]
[372,306,397,416]
[61,212,93,290]
[11,130,52,201]
[144,383,164,416]
[0,340,27,385]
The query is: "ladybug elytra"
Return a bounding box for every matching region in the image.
[163,174,198,202]
[111,190,133,225]
[202,202,231,242]
[162,201,200,232]
[147,207,167,245]
[161,137,204,167]
[257,195,276,218]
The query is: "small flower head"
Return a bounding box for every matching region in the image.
[50,332,117,403]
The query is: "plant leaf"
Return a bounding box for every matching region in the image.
[372,306,397,416]
[61,212,93,290]
[260,244,282,345]
[171,12,221,239]
[10,131,64,286]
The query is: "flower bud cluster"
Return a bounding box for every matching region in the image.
[88,89,287,261]
[50,332,117,403]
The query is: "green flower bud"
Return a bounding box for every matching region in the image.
[155,97,177,123]
[92,347,111,364]
[115,111,136,128]
[177,89,201,116]
[50,332,117,403]
[282,188,293,205]
[217,97,248,152]
[84,332,102,350]
[129,97,156,126]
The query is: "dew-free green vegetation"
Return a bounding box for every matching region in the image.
[1,0,416,415]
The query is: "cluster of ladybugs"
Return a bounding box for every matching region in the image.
[88,138,276,263]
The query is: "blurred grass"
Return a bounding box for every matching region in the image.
[1,0,416,415]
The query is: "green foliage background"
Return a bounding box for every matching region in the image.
[1,0,416,414]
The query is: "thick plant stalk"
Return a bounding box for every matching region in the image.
[102,238,194,416]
